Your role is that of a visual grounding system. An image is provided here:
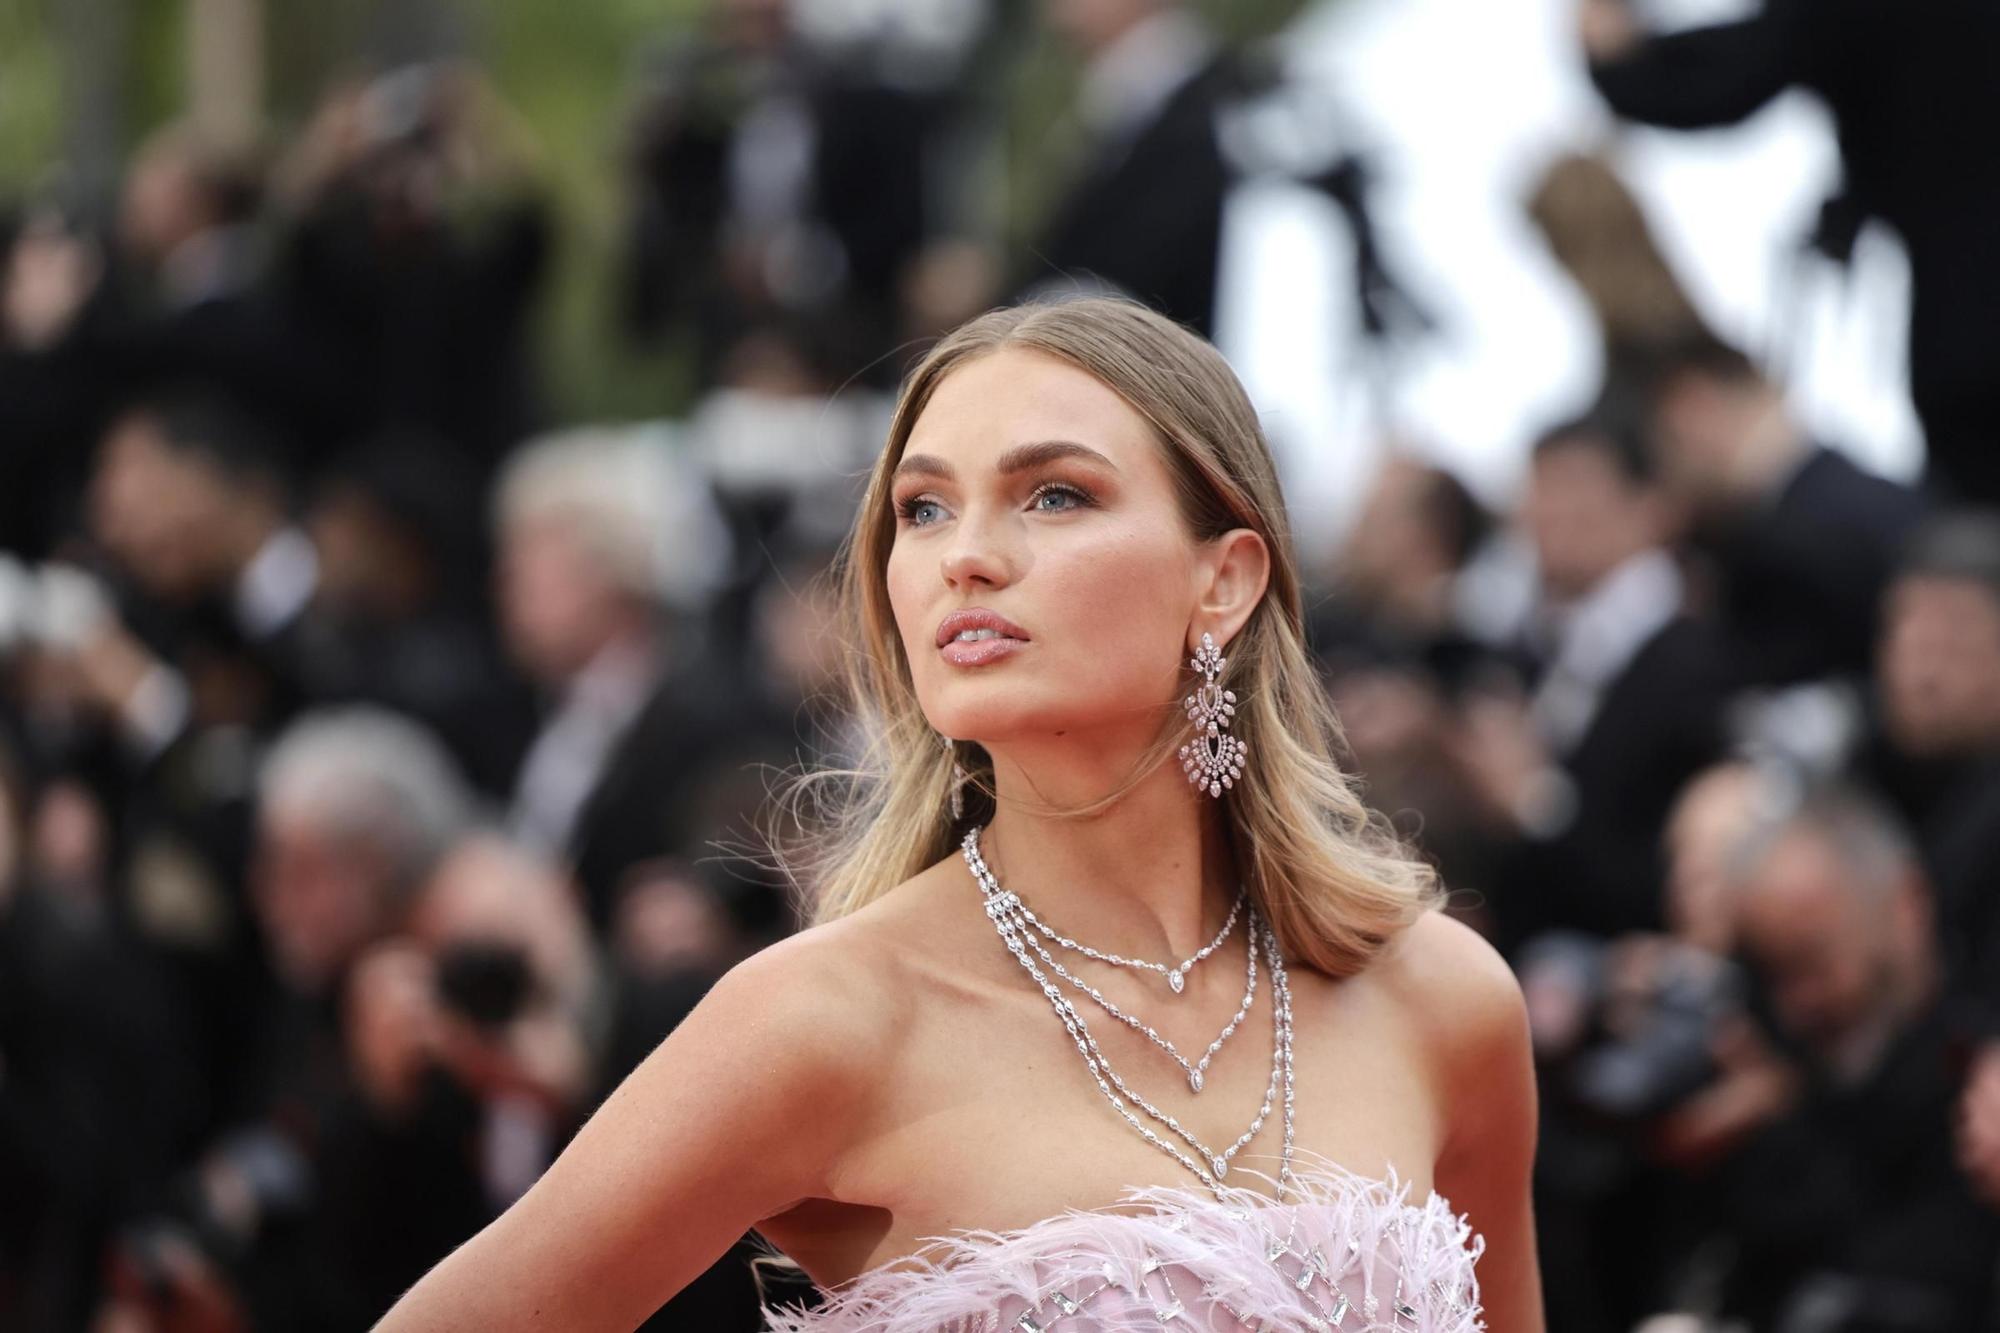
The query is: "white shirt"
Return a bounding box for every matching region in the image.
[1076,9,1215,152]
[508,636,659,859]
[1529,548,1685,756]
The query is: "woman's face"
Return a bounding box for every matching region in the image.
[885,347,1206,755]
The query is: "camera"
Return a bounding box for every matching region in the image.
[433,938,535,1030]
[1524,930,1747,1122]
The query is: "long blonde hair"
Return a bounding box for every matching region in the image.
[780,298,1440,978]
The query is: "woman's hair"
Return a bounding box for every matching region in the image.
[779,297,1441,977]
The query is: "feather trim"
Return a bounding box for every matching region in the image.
[762,1154,1484,1332]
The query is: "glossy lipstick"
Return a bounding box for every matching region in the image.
[936,608,1031,666]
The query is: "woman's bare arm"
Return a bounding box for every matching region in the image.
[1411,913,1547,1333]
[375,931,885,1331]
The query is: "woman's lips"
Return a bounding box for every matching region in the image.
[939,634,1026,666]
[935,608,1030,665]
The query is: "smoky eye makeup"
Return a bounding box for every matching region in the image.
[893,491,948,526]
[1026,480,1099,512]
[892,474,1105,528]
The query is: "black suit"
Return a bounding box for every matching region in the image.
[556,639,794,932]
[1019,56,1236,337]
[1911,757,2000,1040]
[282,189,550,472]
[622,48,944,390]
[1697,446,1926,688]
[0,887,208,1332]
[1497,617,1732,954]
[1718,1003,2000,1330]
[1589,0,2000,504]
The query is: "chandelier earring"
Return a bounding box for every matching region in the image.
[1179,631,1246,798]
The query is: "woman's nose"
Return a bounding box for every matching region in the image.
[939,513,1016,590]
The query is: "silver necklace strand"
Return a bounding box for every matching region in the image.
[963,836,1259,1094]
[989,887,1278,1190]
[963,826,1296,1203]
[1005,871,1247,996]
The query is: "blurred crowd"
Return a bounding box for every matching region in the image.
[3,1,1999,1331]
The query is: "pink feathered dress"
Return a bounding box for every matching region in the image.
[761,1158,1485,1332]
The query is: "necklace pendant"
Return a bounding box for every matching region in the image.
[1188,1068,1203,1093]
[1168,968,1185,995]
[1211,1155,1228,1178]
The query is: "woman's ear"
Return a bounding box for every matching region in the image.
[1190,527,1271,651]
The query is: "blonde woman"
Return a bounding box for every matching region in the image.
[378,299,1544,1332]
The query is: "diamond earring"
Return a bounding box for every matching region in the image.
[1179,631,1245,798]
[940,733,967,821]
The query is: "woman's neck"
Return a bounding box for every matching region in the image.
[976,750,1240,964]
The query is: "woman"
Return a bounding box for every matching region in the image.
[378,299,1543,1331]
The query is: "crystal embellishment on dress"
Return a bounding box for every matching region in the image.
[1180,632,1247,798]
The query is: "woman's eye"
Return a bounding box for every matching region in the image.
[1031,483,1092,513]
[896,496,946,526]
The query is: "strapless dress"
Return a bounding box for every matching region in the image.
[761,1158,1485,1332]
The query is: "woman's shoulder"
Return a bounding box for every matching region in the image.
[698,911,908,1063]
[1364,909,1529,1084]
[694,855,990,1074]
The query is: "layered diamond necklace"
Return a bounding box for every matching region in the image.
[1009,879,1247,997]
[962,825,1296,1202]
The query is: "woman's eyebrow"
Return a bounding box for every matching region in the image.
[892,439,1118,484]
[995,440,1119,475]
[893,453,955,482]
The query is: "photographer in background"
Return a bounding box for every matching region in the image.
[1019,0,1234,337]
[1872,514,2000,1256]
[108,125,347,461]
[73,391,533,798]
[1875,513,2000,1038]
[1714,786,1998,1331]
[388,833,600,1195]
[0,740,208,1333]
[277,62,551,471]
[99,708,482,1333]
[78,390,317,756]
[1453,414,1729,954]
[493,427,749,933]
[617,0,964,394]
[1579,0,2000,508]
[1642,331,1926,690]
[1,201,115,559]
[1523,760,1793,1330]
